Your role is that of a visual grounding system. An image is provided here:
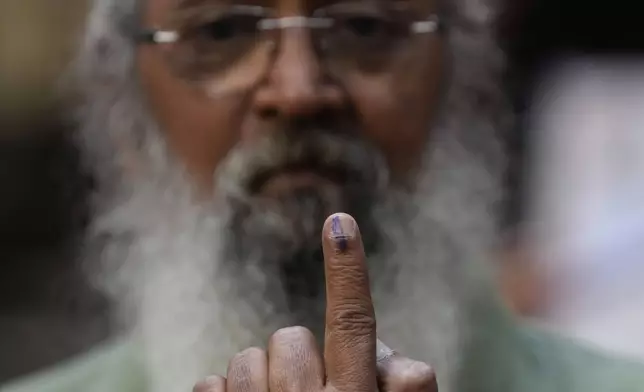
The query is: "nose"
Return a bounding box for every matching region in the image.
[252,29,345,119]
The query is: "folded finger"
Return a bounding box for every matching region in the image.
[376,340,438,392]
[268,326,324,392]
[193,376,226,392]
[226,347,268,392]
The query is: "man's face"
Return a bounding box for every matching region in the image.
[80,0,504,389]
[137,0,444,190]
[133,0,447,308]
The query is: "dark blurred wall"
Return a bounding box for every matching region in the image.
[0,0,88,244]
[0,0,87,135]
[0,2,106,382]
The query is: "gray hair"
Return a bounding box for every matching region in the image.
[73,0,510,190]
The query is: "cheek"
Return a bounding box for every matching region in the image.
[137,48,243,184]
[346,50,444,177]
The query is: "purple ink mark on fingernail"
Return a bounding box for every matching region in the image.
[331,215,348,251]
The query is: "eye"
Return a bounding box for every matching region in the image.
[199,13,260,41]
[344,15,387,37]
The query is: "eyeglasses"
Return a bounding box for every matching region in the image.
[136,2,441,97]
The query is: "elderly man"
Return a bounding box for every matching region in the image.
[2,0,644,390]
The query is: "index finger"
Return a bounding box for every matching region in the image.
[321,213,377,392]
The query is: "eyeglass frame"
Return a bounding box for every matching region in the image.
[130,3,444,96]
[135,4,443,48]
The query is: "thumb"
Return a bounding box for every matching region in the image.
[376,339,438,392]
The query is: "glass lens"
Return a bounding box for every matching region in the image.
[167,5,274,96]
[315,2,413,73]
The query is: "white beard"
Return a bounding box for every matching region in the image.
[83,121,502,392]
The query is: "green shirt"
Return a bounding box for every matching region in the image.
[2,320,644,392]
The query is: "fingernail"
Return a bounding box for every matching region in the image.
[328,213,357,251]
[376,339,396,362]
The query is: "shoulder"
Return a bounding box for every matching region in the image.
[518,322,644,391]
[0,338,146,392]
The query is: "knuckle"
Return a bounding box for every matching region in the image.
[193,375,225,392]
[327,254,363,275]
[328,304,376,335]
[229,347,265,367]
[270,326,314,344]
[399,361,437,390]
[230,351,246,366]
[241,346,266,361]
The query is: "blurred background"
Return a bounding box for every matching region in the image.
[1,0,644,381]
[0,0,87,243]
[0,0,97,382]
[499,0,644,360]
[0,0,86,132]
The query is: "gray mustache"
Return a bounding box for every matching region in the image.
[216,129,389,197]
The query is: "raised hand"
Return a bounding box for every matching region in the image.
[194,213,437,392]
